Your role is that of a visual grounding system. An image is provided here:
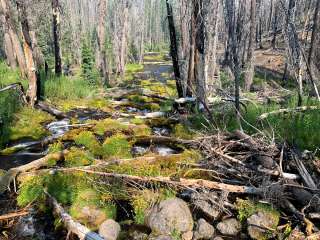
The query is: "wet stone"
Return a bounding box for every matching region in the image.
[216,218,241,236]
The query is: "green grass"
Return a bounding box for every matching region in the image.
[125,63,144,73]
[214,95,320,152]
[41,73,96,100]
[0,61,27,89]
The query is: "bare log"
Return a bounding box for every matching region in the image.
[36,101,68,119]
[45,190,103,240]
[258,106,320,121]
[0,151,67,194]
[71,169,262,194]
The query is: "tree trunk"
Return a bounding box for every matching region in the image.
[308,0,320,65]
[0,15,17,68]
[0,0,27,75]
[244,0,256,91]
[119,0,129,75]
[166,0,184,98]
[97,0,109,85]
[52,0,62,76]
[16,0,38,107]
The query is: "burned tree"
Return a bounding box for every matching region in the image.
[52,0,62,76]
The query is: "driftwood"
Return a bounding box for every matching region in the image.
[258,106,320,121]
[36,101,68,119]
[45,190,103,240]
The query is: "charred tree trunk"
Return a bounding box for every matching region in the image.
[97,0,109,85]
[244,0,256,91]
[52,0,62,76]
[16,0,38,107]
[166,0,184,98]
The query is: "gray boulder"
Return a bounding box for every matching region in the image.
[98,219,121,240]
[193,218,215,240]
[216,218,241,236]
[146,198,194,235]
[247,211,279,239]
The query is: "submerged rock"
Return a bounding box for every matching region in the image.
[98,219,121,240]
[247,211,279,239]
[15,214,36,238]
[153,145,176,156]
[216,218,241,236]
[146,198,194,236]
[193,218,215,240]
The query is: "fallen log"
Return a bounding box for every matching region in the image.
[36,101,68,119]
[70,169,263,194]
[257,106,320,121]
[45,190,103,240]
[0,151,67,194]
[132,135,193,147]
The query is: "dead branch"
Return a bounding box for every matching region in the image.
[258,106,320,121]
[0,82,27,104]
[45,190,104,240]
[0,210,29,221]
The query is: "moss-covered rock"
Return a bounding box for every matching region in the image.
[92,119,129,136]
[101,134,132,159]
[8,107,54,141]
[74,131,103,156]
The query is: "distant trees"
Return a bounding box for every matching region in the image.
[52,0,62,76]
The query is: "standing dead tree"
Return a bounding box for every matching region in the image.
[166,0,184,98]
[52,0,62,76]
[96,0,109,85]
[16,0,38,107]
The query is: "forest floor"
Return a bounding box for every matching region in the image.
[0,53,320,240]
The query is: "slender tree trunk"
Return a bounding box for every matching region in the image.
[271,5,278,49]
[52,0,62,76]
[244,0,256,91]
[187,3,196,97]
[119,0,129,75]
[97,0,109,85]
[16,0,38,107]
[166,0,184,98]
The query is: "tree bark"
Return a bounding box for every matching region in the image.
[119,0,129,75]
[52,0,62,76]
[16,0,38,107]
[308,0,320,65]
[97,0,109,85]
[0,0,27,75]
[244,0,256,92]
[166,0,184,98]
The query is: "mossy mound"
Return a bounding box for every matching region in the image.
[55,98,112,113]
[8,107,54,141]
[70,189,116,230]
[92,118,129,136]
[74,131,103,156]
[130,124,152,136]
[101,134,132,159]
[236,199,280,224]
[172,124,194,140]
[107,149,201,177]
[64,147,94,167]
[131,188,176,224]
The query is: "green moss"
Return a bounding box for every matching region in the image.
[173,124,194,140]
[70,189,116,229]
[64,147,94,167]
[48,142,63,153]
[131,124,152,136]
[143,53,166,62]
[55,98,112,113]
[17,176,44,207]
[125,63,144,73]
[235,199,280,225]
[101,134,132,159]
[107,150,200,177]
[8,107,54,141]
[92,119,128,136]
[130,118,145,125]
[74,131,103,156]
[131,188,176,224]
